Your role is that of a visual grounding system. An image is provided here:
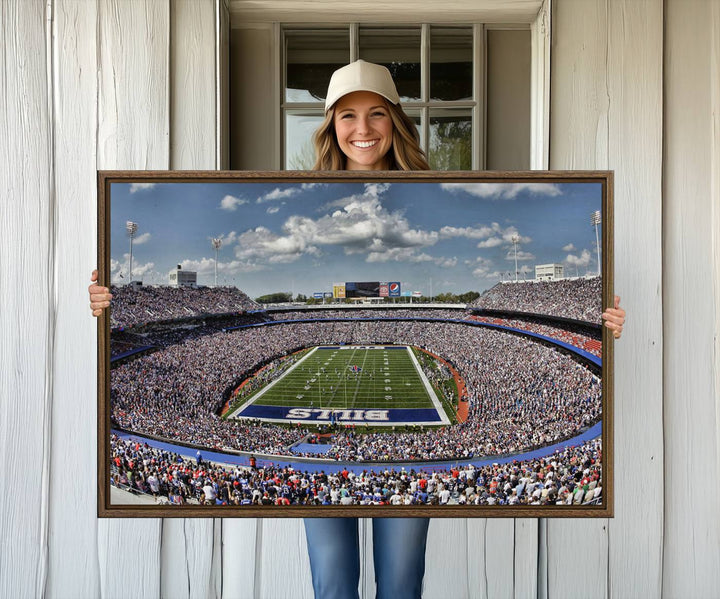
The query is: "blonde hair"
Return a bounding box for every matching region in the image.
[312,101,430,171]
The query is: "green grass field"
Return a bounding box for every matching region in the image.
[233,346,439,413]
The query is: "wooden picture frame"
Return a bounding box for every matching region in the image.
[98,170,613,518]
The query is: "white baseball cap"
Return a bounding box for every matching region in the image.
[324,60,400,112]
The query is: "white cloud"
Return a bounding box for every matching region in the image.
[208,232,237,247]
[365,248,456,267]
[435,257,458,269]
[110,254,155,284]
[477,237,504,249]
[257,187,302,203]
[237,184,439,265]
[235,226,319,264]
[366,247,434,264]
[267,206,280,214]
[220,195,248,211]
[563,243,576,252]
[221,231,238,245]
[439,223,532,249]
[133,232,151,245]
[565,249,592,266]
[440,222,530,248]
[499,226,531,244]
[472,266,489,278]
[505,250,535,261]
[469,257,494,278]
[177,257,264,275]
[440,182,562,199]
[129,183,156,193]
[439,225,496,239]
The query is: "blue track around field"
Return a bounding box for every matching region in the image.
[112,421,601,475]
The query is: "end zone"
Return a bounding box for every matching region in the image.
[233,404,446,426]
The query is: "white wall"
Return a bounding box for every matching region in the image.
[662,1,720,595]
[1,1,718,597]
[486,28,531,170]
[550,2,664,596]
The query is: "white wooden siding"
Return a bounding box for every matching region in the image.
[47,0,101,596]
[549,4,612,592]
[0,0,53,597]
[663,1,720,597]
[550,2,665,598]
[164,2,223,598]
[1,1,719,598]
[95,0,168,594]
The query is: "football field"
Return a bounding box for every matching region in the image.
[227,346,451,426]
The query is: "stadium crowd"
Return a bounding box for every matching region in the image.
[108,277,602,332]
[111,433,602,507]
[469,277,602,323]
[469,315,602,358]
[266,309,469,322]
[110,285,260,329]
[111,318,600,461]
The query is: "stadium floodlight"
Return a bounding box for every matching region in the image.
[211,237,223,287]
[591,210,601,276]
[511,235,519,282]
[126,221,138,283]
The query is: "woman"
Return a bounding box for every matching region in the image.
[89,60,626,599]
[302,60,432,599]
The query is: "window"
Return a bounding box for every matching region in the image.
[283,25,481,170]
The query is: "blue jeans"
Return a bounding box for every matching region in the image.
[303,517,430,599]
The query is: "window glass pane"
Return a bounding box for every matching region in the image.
[285,112,324,169]
[359,28,421,102]
[429,109,472,170]
[286,30,349,103]
[402,109,423,149]
[430,27,473,101]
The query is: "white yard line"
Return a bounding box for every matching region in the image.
[226,346,319,419]
[406,347,451,425]
[351,347,372,406]
[229,345,451,426]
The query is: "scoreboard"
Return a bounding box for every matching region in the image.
[334,281,401,298]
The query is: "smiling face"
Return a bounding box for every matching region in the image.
[333,91,394,171]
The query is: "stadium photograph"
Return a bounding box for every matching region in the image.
[100,172,612,516]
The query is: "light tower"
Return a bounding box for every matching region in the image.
[211,237,223,287]
[511,235,519,282]
[591,210,601,276]
[126,221,138,283]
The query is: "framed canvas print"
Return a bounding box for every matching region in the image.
[97,170,614,517]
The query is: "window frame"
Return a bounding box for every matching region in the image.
[281,23,487,170]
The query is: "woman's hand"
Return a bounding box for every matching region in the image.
[602,295,625,339]
[89,269,112,317]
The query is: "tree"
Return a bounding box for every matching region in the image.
[288,139,316,170]
[255,292,292,304]
[428,119,472,171]
[458,291,480,304]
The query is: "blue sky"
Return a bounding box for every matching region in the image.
[110,180,603,298]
